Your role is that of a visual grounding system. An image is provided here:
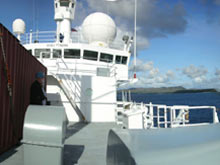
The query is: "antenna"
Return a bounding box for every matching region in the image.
[12,19,26,41]
[133,0,137,79]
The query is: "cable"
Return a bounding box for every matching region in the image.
[0,30,18,141]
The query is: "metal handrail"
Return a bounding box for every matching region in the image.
[21,30,125,50]
[57,58,83,99]
[116,101,219,129]
[56,60,117,77]
[144,103,219,128]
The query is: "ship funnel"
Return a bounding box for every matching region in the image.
[12,19,26,41]
[54,0,76,43]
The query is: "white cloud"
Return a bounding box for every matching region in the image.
[128,60,177,88]
[215,68,220,79]
[166,70,175,79]
[194,77,205,83]
[129,59,153,72]
[215,0,220,5]
[77,0,187,50]
[149,68,159,78]
[182,65,208,83]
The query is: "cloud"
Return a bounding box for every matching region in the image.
[127,63,219,89]
[201,0,220,5]
[166,70,175,78]
[74,1,92,25]
[138,1,187,38]
[129,59,153,72]
[215,68,220,79]
[214,0,220,5]
[78,0,188,50]
[128,60,176,87]
[182,65,208,83]
[127,71,176,88]
[148,68,159,78]
[199,0,220,23]
[113,26,150,51]
[154,70,175,83]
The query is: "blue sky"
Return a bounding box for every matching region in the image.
[0,0,220,89]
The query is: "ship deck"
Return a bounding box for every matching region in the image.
[0,122,120,165]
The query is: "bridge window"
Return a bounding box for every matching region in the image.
[64,49,80,59]
[116,55,128,65]
[35,49,50,58]
[100,53,113,63]
[116,56,121,64]
[122,56,128,65]
[53,49,62,58]
[60,0,69,7]
[83,50,98,61]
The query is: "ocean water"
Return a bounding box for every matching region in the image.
[118,92,220,123]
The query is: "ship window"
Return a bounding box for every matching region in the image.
[35,49,50,58]
[64,49,80,59]
[53,49,62,58]
[116,55,128,65]
[55,3,58,8]
[115,56,121,64]
[83,50,98,61]
[122,56,128,65]
[72,3,74,8]
[60,0,69,7]
[100,53,113,63]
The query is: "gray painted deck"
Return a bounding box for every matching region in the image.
[0,122,120,165]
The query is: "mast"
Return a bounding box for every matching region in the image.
[134,0,137,79]
[54,0,76,43]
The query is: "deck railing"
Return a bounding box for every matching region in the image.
[116,101,219,129]
[55,59,117,77]
[20,30,125,50]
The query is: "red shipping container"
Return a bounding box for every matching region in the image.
[0,23,47,154]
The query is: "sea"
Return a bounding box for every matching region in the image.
[118,92,220,124]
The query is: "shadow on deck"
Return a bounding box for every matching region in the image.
[64,144,84,165]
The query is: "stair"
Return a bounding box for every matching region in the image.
[56,74,86,122]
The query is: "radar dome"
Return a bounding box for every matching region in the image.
[12,19,25,34]
[82,12,117,47]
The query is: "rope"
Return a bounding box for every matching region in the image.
[0,30,18,140]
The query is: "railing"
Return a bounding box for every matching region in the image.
[144,103,219,129]
[20,30,125,50]
[55,59,117,77]
[21,31,56,44]
[56,58,83,101]
[53,57,87,121]
[116,101,219,129]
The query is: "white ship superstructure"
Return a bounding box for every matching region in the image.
[11,0,219,127]
[11,0,219,129]
[2,0,219,164]
[17,0,133,123]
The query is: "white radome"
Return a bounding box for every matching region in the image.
[12,19,26,34]
[82,12,117,46]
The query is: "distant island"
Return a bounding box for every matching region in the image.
[119,86,218,94]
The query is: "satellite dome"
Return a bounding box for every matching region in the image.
[82,12,117,47]
[12,19,26,34]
